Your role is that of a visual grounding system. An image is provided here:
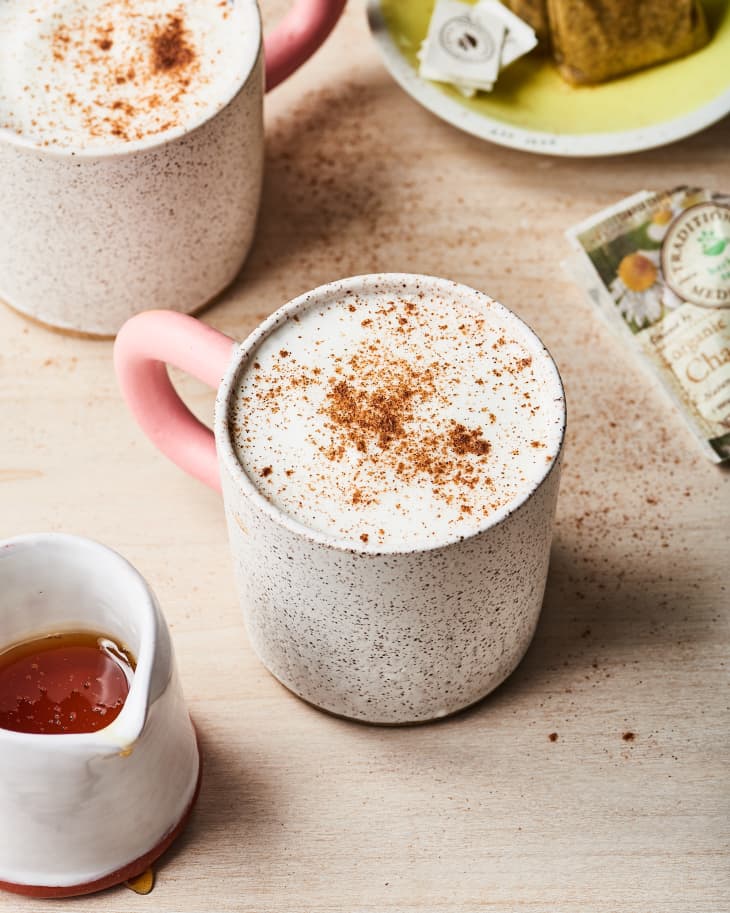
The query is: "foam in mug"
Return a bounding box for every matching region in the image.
[0,0,248,149]
[231,280,564,549]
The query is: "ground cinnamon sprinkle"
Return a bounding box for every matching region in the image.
[151,15,194,74]
[326,376,417,452]
[233,293,555,544]
[96,25,114,51]
[36,2,203,145]
[321,349,494,498]
[52,25,71,61]
[448,423,490,456]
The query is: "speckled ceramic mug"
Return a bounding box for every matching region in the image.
[114,274,566,724]
[0,0,344,337]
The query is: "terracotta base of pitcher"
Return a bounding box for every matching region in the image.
[0,752,202,899]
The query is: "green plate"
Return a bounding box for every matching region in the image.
[368,0,730,155]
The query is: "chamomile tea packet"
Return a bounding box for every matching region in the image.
[566,187,730,462]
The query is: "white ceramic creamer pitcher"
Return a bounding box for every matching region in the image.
[0,534,200,898]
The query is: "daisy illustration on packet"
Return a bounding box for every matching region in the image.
[566,187,730,463]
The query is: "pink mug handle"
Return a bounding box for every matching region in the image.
[264,0,346,91]
[114,311,236,491]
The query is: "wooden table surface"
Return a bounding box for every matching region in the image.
[2,3,729,910]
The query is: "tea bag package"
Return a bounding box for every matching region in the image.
[566,187,730,463]
[548,0,709,84]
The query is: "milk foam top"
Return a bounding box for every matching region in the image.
[229,276,565,550]
[0,0,257,150]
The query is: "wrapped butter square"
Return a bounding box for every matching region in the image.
[418,0,537,95]
[472,0,538,66]
[418,0,504,94]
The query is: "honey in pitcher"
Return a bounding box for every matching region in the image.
[0,631,135,734]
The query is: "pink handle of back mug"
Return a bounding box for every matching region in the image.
[114,312,235,492]
[265,0,346,90]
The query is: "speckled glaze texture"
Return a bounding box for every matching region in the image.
[215,274,566,724]
[222,453,561,723]
[0,53,263,336]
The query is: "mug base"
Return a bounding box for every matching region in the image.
[0,733,202,899]
[0,295,115,340]
[0,262,242,338]
[263,658,525,727]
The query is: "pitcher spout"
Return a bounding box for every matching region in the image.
[98,585,176,758]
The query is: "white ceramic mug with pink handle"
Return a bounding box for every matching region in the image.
[0,0,345,336]
[115,274,566,725]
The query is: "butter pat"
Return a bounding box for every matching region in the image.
[472,1,538,66]
[418,0,503,94]
[418,0,536,95]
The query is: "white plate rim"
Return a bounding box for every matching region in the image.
[367,0,730,157]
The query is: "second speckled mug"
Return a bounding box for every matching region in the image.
[0,0,344,336]
[114,274,566,724]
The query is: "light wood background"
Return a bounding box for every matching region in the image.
[2,2,729,910]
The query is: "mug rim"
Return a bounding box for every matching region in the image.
[214,273,567,557]
[0,0,262,161]
[0,532,156,750]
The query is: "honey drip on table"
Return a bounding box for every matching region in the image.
[126,867,155,894]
